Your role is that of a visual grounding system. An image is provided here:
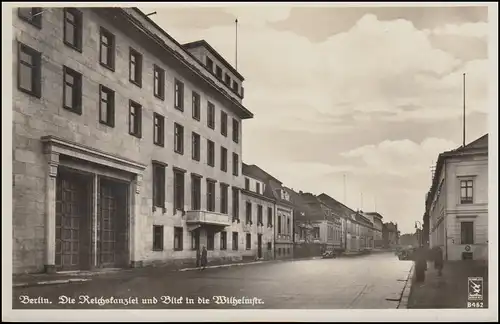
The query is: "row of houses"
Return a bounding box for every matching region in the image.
[11,7,399,275]
[423,134,488,261]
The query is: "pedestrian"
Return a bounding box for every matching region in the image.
[433,246,444,276]
[414,246,427,282]
[200,245,208,270]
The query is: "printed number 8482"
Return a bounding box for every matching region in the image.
[467,302,484,308]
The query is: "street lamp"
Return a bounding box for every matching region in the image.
[415,221,423,247]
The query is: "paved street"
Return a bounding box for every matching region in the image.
[13,253,412,309]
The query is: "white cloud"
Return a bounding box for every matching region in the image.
[425,22,489,39]
[340,138,459,177]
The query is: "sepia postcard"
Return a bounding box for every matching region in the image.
[2,2,498,322]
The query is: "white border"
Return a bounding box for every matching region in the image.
[2,2,498,322]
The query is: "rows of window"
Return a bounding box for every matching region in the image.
[153,226,272,252]
[244,177,264,195]
[151,163,239,216]
[205,56,241,97]
[244,202,273,227]
[277,214,292,236]
[17,8,241,145]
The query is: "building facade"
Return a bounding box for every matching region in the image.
[241,165,275,260]
[382,222,400,248]
[12,7,255,274]
[425,134,488,261]
[363,212,384,248]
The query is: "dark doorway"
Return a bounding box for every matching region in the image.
[97,177,129,268]
[257,234,262,259]
[55,169,92,271]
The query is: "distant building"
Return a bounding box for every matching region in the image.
[241,164,294,260]
[317,194,375,253]
[362,212,384,248]
[424,134,488,261]
[382,222,399,248]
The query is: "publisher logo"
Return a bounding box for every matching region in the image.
[468,277,483,301]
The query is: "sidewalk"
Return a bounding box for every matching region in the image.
[407,260,489,309]
[13,256,323,288]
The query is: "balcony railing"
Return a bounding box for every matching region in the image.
[186,210,231,227]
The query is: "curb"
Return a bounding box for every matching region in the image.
[397,264,415,309]
[13,278,91,288]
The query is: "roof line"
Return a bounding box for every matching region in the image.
[183,40,245,81]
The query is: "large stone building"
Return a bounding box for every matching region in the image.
[425,134,488,261]
[12,7,254,274]
[382,222,400,248]
[241,164,275,260]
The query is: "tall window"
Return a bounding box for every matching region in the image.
[215,65,222,79]
[220,184,228,214]
[18,8,42,28]
[129,100,142,138]
[129,48,143,87]
[256,183,261,194]
[232,232,239,251]
[245,178,250,190]
[220,231,227,250]
[17,43,41,98]
[153,225,164,251]
[153,113,165,147]
[232,188,239,222]
[207,231,214,251]
[174,227,183,251]
[460,180,473,204]
[220,147,228,172]
[173,169,185,212]
[192,132,200,161]
[99,85,115,127]
[461,221,474,244]
[246,234,251,250]
[207,180,216,212]
[152,162,166,210]
[278,216,282,235]
[191,175,201,210]
[192,91,200,120]
[207,102,215,129]
[153,65,165,100]
[174,123,184,154]
[232,80,239,93]
[267,207,273,227]
[224,73,231,86]
[63,8,82,51]
[232,153,239,176]
[207,140,215,167]
[257,205,263,225]
[287,218,290,235]
[221,111,228,136]
[62,66,82,114]
[232,118,239,143]
[206,57,214,72]
[246,202,252,225]
[174,79,184,111]
[99,27,115,70]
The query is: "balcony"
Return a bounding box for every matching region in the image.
[186,210,231,231]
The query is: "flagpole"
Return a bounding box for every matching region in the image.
[463,73,466,147]
[235,19,238,71]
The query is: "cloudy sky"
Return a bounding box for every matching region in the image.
[138,4,490,234]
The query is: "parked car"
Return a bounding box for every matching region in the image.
[322,251,337,259]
